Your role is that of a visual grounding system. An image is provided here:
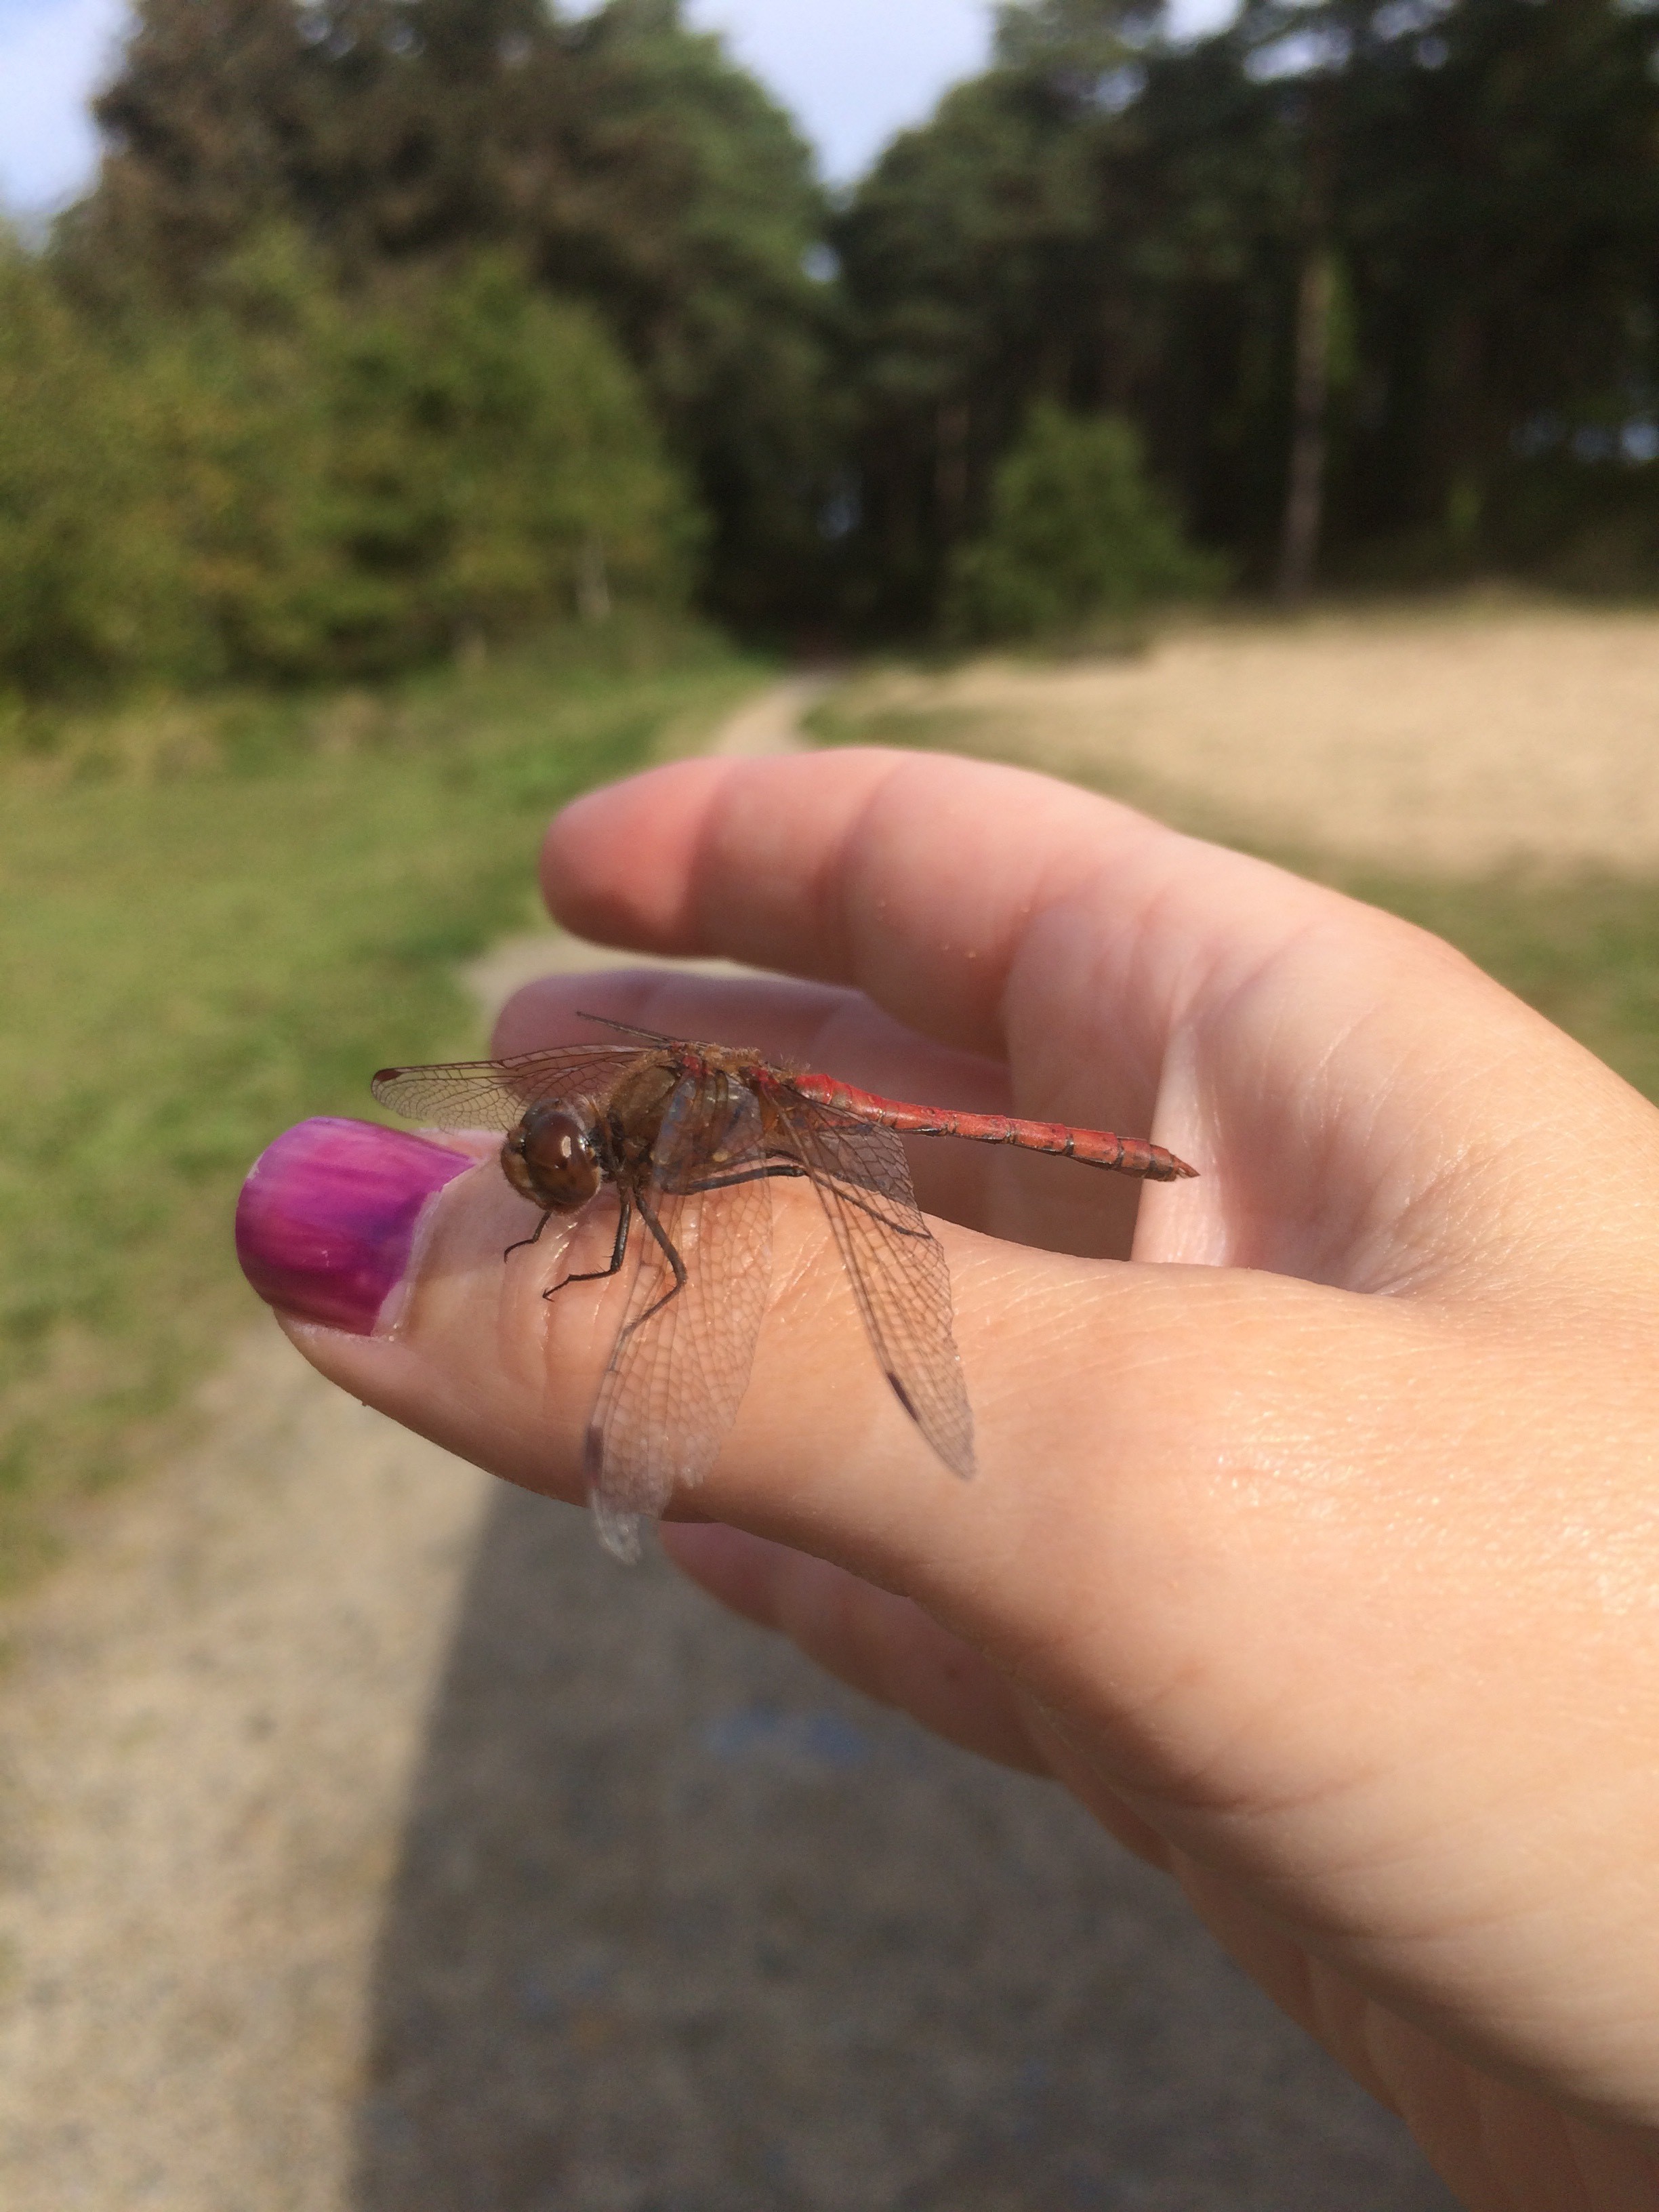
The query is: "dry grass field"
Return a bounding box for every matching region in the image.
[817,598,1659,873]
[813,599,1659,1112]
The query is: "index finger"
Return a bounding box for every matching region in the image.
[543,747,1297,1065]
[541,745,1317,1193]
[543,747,1659,1294]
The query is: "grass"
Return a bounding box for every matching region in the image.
[806,688,1659,1111]
[1331,866,1659,1107]
[13,630,1656,1590]
[0,621,764,1581]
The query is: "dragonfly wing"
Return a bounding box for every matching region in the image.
[371,1046,648,1131]
[775,1098,975,1483]
[586,1073,772,1562]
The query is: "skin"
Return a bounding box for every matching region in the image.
[285,749,1659,2211]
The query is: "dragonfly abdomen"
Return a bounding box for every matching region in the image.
[787,1073,1197,1182]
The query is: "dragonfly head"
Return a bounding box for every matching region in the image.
[502,1105,605,1213]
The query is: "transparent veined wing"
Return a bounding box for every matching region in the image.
[583,1072,774,1561]
[371,1046,653,1132]
[771,1093,975,1483]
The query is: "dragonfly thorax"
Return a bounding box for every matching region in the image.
[503,1105,605,1213]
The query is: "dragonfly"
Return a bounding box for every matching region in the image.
[372,1017,1197,1560]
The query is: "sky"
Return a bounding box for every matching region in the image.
[0,0,1238,215]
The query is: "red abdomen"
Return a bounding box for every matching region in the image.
[786,1073,1197,1182]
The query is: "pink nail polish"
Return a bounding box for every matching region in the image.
[235,1118,474,1335]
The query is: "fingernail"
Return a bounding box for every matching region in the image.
[235,1118,474,1335]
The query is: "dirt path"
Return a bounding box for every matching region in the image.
[0,678,807,2211]
[0,670,1456,2211]
[0,1336,489,2211]
[838,602,1659,872]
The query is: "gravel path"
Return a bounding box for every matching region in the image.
[0,673,1463,2211]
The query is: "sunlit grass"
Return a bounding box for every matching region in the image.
[13,636,1656,1590]
[807,687,1659,1111]
[0,624,763,1579]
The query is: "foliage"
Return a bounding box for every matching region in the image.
[0,241,196,692]
[993,0,1163,86]
[945,404,1222,639]
[165,240,698,678]
[0,630,761,1580]
[831,12,1298,624]
[66,0,837,628]
[834,0,1659,619]
[546,2,841,625]
[24,0,1659,643]
[0,232,695,695]
[1235,0,1659,572]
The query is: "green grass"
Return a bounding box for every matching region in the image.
[807,689,1659,1111]
[1331,865,1659,1107]
[14,641,1655,1589]
[0,623,764,1578]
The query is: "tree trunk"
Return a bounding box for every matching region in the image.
[935,398,971,544]
[577,537,612,623]
[1277,243,1334,603]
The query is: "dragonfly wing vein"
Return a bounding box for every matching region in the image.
[585,1073,772,1560]
[780,1101,975,1483]
[371,1046,647,1131]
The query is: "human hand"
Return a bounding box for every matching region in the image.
[237,749,1659,2211]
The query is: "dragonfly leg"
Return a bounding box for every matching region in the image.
[661,1156,928,1240]
[615,1192,689,1341]
[663,1161,808,1197]
[543,1197,632,1300]
[504,1208,558,1262]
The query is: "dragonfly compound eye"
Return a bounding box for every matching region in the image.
[504,1107,604,1211]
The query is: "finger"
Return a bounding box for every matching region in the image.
[659,1522,1054,1774]
[249,1112,1364,1868]
[543,751,1659,1294]
[237,1110,1437,1843]
[541,748,1348,1073]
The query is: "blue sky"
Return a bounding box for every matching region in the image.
[0,0,1237,213]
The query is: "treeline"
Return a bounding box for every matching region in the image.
[3,0,829,695]
[0,237,694,689]
[837,0,1659,625]
[5,0,1659,695]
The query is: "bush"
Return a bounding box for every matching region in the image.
[0,231,701,697]
[945,403,1222,643]
[0,239,200,692]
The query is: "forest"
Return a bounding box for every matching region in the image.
[5,0,1659,693]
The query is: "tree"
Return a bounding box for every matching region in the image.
[832,55,1124,625]
[840,0,1659,620]
[0,227,695,695]
[1231,2,1366,598]
[994,0,1163,82]
[535,2,838,625]
[834,0,1292,623]
[1330,0,1659,571]
[62,0,836,625]
[0,234,198,692]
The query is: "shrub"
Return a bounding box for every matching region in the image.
[945,403,1222,643]
[0,231,701,696]
[321,255,701,672]
[0,239,201,692]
